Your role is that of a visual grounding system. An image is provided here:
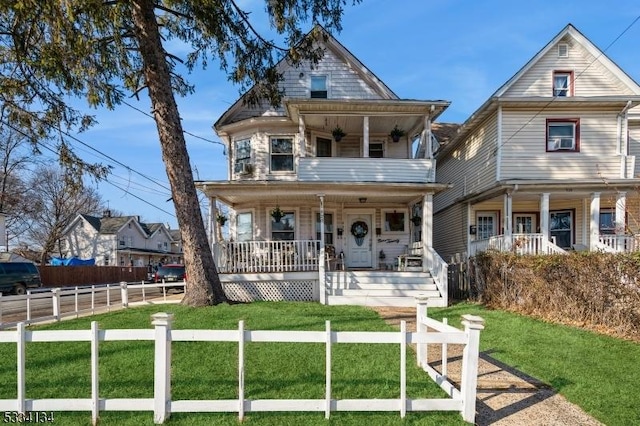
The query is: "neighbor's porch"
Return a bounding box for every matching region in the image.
[468,185,640,256]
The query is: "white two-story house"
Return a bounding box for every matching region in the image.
[196,26,449,307]
[433,24,640,262]
[60,211,183,267]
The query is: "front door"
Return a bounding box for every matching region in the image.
[346,214,372,268]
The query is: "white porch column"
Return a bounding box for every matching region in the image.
[298,115,306,157]
[318,194,327,304]
[422,194,433,272]
[424,115,433,159]
[616,192,627,235]
[363,116,370,158]
[540,193,550,242]
[590,192,601,250]
[503,193,513,249]
[209,197,218,245]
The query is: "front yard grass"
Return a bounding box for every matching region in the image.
[1,301,638,425]
[0,302,464,426]
[430,302,640,426]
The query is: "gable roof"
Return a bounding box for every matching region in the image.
[495,23,640,97]
[437,23,640,158]
[214,25,400,131]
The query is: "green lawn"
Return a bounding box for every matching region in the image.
[430,303,640,426]
[2,302,638,425]
[0,302,465,426]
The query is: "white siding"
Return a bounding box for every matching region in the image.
[434,113,498,212]
[500,108,624,180]
[433,203,467,262]
[505,35,635,97]
[225,47,384,124]
[629,121,640,178]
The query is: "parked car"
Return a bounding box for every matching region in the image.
[153,264,186,292]
[0,262,42,295]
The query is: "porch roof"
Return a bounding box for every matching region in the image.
[196,180,451,207]
[457,178,640,204]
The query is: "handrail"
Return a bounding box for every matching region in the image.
[427,247,448,306]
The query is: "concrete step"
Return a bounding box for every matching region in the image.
[333,288,441,298]
[337,283,439,291]
[326,295,445,307]
[326,271,434,286]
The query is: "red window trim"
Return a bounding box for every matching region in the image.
[552,70,574,97]
[546,118,580,153]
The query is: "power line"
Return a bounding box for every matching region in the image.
[493,16,640,155]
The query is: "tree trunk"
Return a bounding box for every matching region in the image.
[131,0,227,306]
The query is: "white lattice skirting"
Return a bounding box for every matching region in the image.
[223,280,317,302]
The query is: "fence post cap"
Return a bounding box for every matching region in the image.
[461,314,485,329]
[414,294,430,303]
[51,287,60,294]
[151,312,174,326]
[119,281,128,288]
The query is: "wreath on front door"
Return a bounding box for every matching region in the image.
[350,221,369,246]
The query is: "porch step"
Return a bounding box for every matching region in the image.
[326,294,445,308]
[325,270,444,307]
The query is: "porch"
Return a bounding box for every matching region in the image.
[211,240,448,307]
[470,232,640,256]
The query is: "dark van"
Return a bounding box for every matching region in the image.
[0,262,42,295]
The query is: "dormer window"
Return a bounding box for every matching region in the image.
[553,71,573,97]
[546,119,579,152]
[310,75,327,98]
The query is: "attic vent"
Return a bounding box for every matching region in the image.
[558,43,569,58]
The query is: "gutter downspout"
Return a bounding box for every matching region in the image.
[618,100,633,178]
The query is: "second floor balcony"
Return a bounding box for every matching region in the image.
[297,157,435,183]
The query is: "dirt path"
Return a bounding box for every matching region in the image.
[370,307,602,426]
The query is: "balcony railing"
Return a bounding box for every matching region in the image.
[213,240,319,273]
[470,234,566,257]
[298,158,436,183]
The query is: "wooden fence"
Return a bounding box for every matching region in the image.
[0,300,484,424]
[39,266,147,287]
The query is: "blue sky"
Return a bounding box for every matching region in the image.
[71,0,640,229]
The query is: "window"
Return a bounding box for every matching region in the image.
[272,211,295,241]
[558,43,569,58]
[553,71,573,96]
[550,210,573,249]
[369,142,384,158]
[310,75,327,98]
[315,213,334,245]
[599,209,616,235]
[382,209,407,233]
[119,238,125,247]
[547,119,579,152]
[234,139,251,174]
[316,137,332,157]
[236,212,253,242]
[476,212,498,240]
[271,137,294,172]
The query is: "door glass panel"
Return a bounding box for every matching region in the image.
[550,211,572,249]
[476,213,497,239]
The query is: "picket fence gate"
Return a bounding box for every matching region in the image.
[0,296,483,424]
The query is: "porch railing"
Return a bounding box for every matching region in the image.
[598,234,640,253]
[470,233,566,257]
[213,240,319,273]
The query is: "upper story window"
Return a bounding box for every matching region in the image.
[369,142,384,158]
[310,75,327,98]
[234,139,251,174]
[553,71,573,97]
[270,137,294,172]
[316,137,332,157]
[546,119,579,152]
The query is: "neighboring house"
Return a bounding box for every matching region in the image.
[60,211,183,267]
[196,25,450,307]
[433,24,640,262]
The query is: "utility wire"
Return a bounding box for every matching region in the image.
[493,15,640,155]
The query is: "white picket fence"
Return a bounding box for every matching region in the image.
[0,297,484,424]
[0,282,183,329]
